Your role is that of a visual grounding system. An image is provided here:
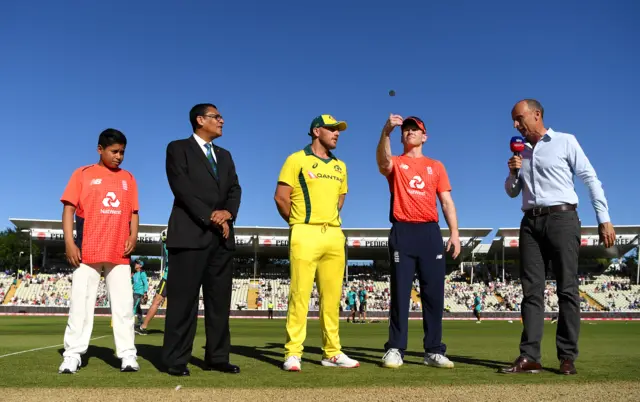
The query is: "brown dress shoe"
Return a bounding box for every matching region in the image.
[500,356,542,374]
[560,359,577,375]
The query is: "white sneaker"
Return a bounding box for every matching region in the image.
[121,355,140,372]
[58,356,80,374]
[381,348,403,368]
[283,356,301,371]
[321,353,360,368]
[424,353,454,368]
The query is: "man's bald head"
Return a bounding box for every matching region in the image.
[513,99,544,119]
[511,99,546,142]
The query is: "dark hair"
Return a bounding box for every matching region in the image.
[525,99,544,119]
[98,129,127,148]
[189,103,218,131]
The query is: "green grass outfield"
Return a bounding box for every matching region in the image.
[0,317,638,388]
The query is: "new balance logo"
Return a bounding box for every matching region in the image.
[101,192,122,215]
[90,178,102,185]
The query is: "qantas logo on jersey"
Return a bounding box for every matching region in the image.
[407,175,426,195]
[306,170,343,182]
[101,192,122,214]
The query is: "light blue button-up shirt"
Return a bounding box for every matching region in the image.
[504,128,610,224]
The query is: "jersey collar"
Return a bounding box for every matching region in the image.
[304,144,336,163]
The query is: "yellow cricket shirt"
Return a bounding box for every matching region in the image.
[278,145,348,227]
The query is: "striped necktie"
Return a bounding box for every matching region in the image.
[204,143,218,178]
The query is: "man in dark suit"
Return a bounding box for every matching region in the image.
[162,103,242,376]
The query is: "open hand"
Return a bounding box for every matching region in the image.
[219,221,230,239]
[124,236,137,257]
[598,222,616,248]
[446,234,461,259]
[65,242,82,268]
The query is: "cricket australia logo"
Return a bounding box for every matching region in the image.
[101,192,122,215]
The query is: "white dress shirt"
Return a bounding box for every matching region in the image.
[505,128,610,224]
[192,134,217,162]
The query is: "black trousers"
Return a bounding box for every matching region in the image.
[385,222,446,356]
[162,241,234,367]
[519,210,581,362]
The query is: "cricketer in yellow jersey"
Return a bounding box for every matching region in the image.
[274,114,360,372]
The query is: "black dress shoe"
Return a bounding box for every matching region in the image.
[167,365,190,376]
[204,362,240,374]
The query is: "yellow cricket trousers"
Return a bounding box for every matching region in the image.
[285,224,345,359]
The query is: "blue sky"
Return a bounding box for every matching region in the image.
[1,0,638,238]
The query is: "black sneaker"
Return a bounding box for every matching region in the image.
[135,326,148,335]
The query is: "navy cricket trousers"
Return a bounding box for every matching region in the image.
[384,222,446,356]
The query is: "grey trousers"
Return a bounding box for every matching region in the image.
[519,210,581,362]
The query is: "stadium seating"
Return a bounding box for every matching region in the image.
[5,272,639,313]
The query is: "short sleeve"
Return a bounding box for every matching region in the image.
[278,154,300,187]
[61,168,83,208]
[436,162,452,193]
[340,162,348,194]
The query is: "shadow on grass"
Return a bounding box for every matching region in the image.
[57,346,120,370]
[341,345,512,370]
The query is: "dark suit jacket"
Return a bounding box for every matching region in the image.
[165,135,241,250]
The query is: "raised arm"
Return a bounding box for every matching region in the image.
[376,114,403,176]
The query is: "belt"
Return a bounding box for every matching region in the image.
[524,204,576,218]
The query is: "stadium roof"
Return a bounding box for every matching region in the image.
[488,226,640,259]
[9,218,638,260]
[9,218,491,261]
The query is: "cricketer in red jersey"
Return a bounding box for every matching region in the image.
[375,114,460,369]
[58,129,140,374]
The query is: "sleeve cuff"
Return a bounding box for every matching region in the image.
[596,211,611,225]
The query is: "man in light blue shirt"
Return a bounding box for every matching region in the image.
[500,99,615,377]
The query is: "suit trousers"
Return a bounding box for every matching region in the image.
[63,263,136,361]
[162,240,234,367]
[519,210,581,362]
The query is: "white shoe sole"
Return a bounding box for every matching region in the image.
[58,368,78,374]
[321,360,360,368]
[424,361,454,369]
[382,361,403,368]
[283,366,301,372]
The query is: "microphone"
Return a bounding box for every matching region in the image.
[510,136,525,178]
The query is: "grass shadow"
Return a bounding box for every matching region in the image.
[135,343,165,372]
[58,345,120,370]
[342,345,512,370]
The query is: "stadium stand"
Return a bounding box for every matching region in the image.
[6,271,638,314]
